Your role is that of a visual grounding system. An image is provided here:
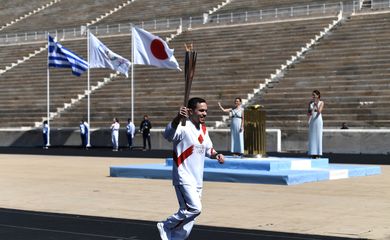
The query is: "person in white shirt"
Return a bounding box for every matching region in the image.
[84,121,90,147]
[111,118,120,151]
[79,120,89,148]
[126,118,135,149]
[42,120,49,149]
[157,97,225,240]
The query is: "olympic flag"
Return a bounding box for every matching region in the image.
[89,33,131,77]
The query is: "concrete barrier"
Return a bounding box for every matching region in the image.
[0,128,280,152]
[0,128,389,154]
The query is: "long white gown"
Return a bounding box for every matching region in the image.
[230,108,244,154]
[308,101,323,156]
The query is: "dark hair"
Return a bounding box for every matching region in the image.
[128,118,131,122]
[187,97,206,110]
[313,90,321,98]
[235,97,242,102]
[43,120,48,124]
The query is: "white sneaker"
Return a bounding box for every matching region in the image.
[157,222,170,240]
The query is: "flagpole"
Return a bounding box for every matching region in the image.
[47,54,50,147]
[47,34,50,147]
[87,28,91,147]
[131,25,134,122]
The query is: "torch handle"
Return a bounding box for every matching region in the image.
[182,50,197,126]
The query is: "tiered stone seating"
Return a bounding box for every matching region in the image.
[3,1,388,132]
[49,31,177,128]
[0,31,175,128]
[0,39,116,128]
[0,42,44,69]
[49,18,334,128]
[1,0,127,34]
[0,0,51,27]
[254,13,390,129]
[97,0,224,26]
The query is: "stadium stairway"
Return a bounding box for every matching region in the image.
[1,0,230,35]
[0,0,129,34]
[2,1,390,133]
[0,0,59,32]
[48,17,336,128]
[96,0,227,26]
[86,0,135,27]
[0,42,46,71]
[250,12,390,130]
[0,38,113,128]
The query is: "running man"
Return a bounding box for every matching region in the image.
[157,97,225,240]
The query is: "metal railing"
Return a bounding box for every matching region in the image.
[206,3,341,25]
[353,0,390,12]
[6,1,390,46]
[0,17,186,45]
[0,2,343,45]
[6,0,390,45]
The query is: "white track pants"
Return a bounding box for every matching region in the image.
[163,184,202,240]
[112,131,119,149]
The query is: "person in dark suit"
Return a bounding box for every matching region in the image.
[140,114,152,150]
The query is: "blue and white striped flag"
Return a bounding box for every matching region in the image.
[48,35,88,76]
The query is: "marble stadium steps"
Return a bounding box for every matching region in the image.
[262,78,390,90]
[110,156,381,185]
[0,38,113,128]
[50,18,333,128]
[252,12,390,130]
[0,32,164,128]
[0,0,50,29]
[3,1,388,132]
[1,0,127,34]
[0,43,45,69]
[97,0,224,26]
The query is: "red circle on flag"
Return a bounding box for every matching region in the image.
[150,39,168,60]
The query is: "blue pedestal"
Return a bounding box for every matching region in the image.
[110,156,381,185]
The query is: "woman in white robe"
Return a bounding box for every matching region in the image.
[218,98,244,156]
[308,90,324,158]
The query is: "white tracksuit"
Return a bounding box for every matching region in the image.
[111,122,120,149]
[162,120,216,240]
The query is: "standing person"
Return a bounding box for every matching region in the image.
[340,122,349,129]
[126,118,135,149]
[79,120,88,148]
[42,120,49,149]
[140,114,152,151]
[84,120,90,147]
[111,118,120,151]
[218,97,244,156]
[157,97,225,240]
[307,90,324,159]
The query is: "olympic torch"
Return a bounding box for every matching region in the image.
[182,43,197,126]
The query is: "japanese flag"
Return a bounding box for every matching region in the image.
[132,27,181,71]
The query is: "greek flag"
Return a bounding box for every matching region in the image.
[48,35,88,76]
